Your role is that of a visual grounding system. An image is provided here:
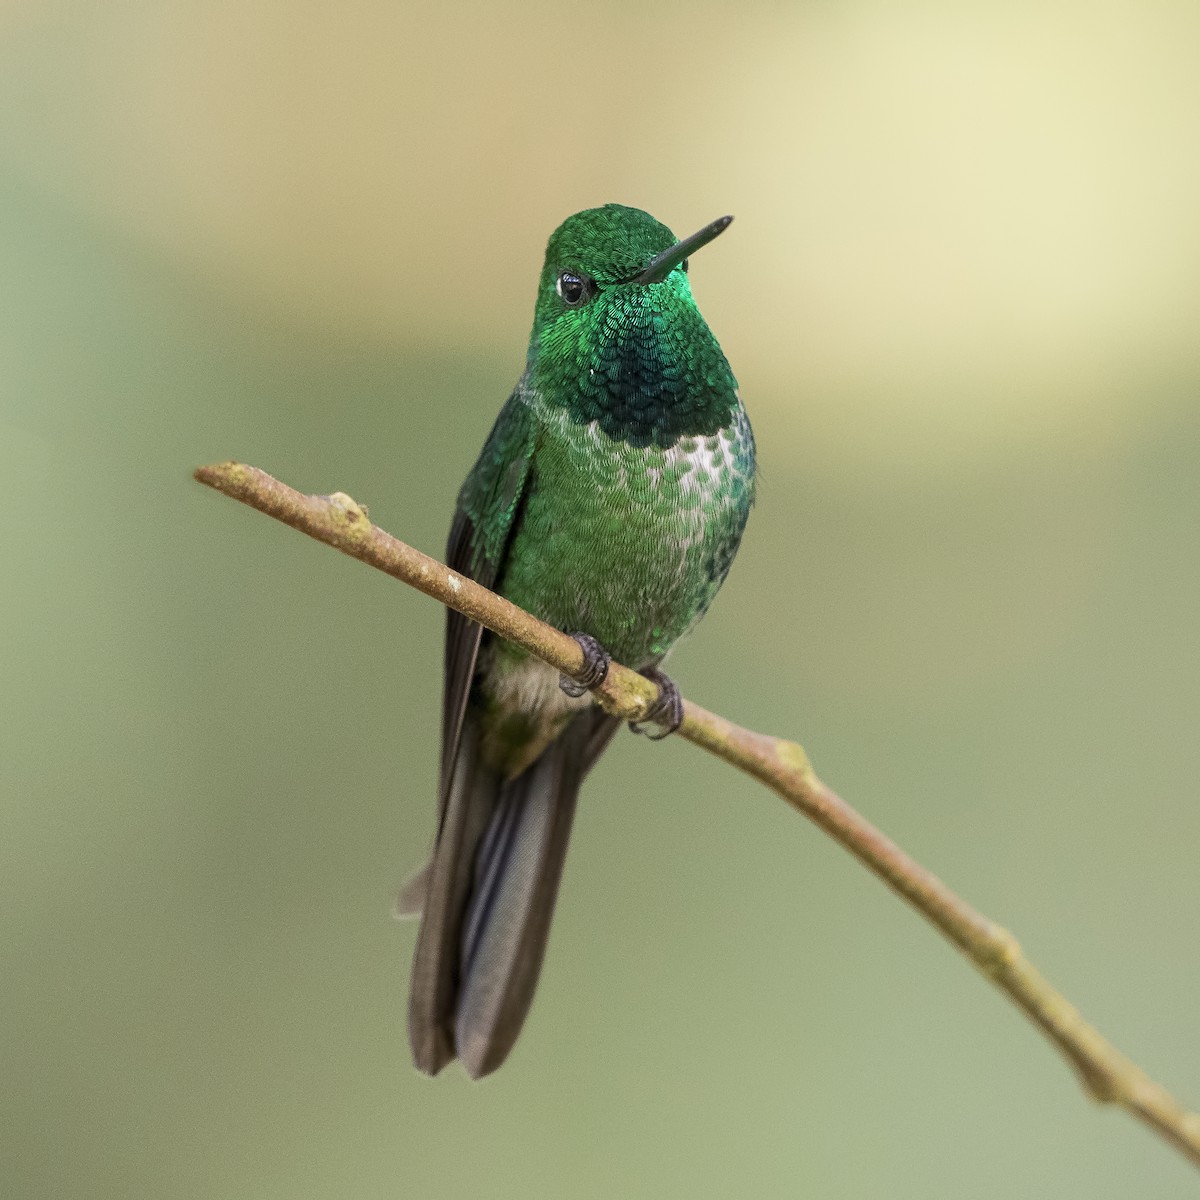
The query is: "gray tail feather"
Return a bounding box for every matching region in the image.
[408,713,591,1079]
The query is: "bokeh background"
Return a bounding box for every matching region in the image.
[3,2,1200,1196]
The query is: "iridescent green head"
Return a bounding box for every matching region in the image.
[527,204,739,449]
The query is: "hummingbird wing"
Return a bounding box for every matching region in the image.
[440,394,538,802]
[407,392,538,1073]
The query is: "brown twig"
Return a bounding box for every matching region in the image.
[194,459,1200,1169]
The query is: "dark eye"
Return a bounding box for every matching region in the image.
[556,272,592,306]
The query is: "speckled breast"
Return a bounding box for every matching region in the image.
[499,404,755,668]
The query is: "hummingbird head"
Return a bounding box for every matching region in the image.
[526,205,739,449]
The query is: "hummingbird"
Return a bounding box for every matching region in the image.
[401,204,756,1078]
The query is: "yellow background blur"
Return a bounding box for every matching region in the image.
[3,2,1199,1196]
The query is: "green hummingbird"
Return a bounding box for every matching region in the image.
[401,204,756,1078]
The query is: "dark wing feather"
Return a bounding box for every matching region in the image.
[582,705,621,775]
[409,396,539,1074]
[438,395,538,820]
[439,509,486,805]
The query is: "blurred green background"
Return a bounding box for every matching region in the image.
[3,1,1199,1196]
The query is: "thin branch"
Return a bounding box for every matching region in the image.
[194,459,1200,1170]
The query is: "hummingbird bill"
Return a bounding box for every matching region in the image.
[401,205,756,1077]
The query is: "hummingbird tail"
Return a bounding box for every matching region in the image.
[408,710,608,1079]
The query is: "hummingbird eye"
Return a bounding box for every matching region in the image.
[556,272,593,307]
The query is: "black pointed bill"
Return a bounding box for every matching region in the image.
[629,215,733,284]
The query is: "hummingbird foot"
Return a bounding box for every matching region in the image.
[628,668,684,740]
[559,633,611,698]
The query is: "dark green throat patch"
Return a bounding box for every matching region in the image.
[529,206,740,449]
[535,284,738,447]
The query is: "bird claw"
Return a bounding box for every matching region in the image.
[629,668,683,739]
[559,633,611,698]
